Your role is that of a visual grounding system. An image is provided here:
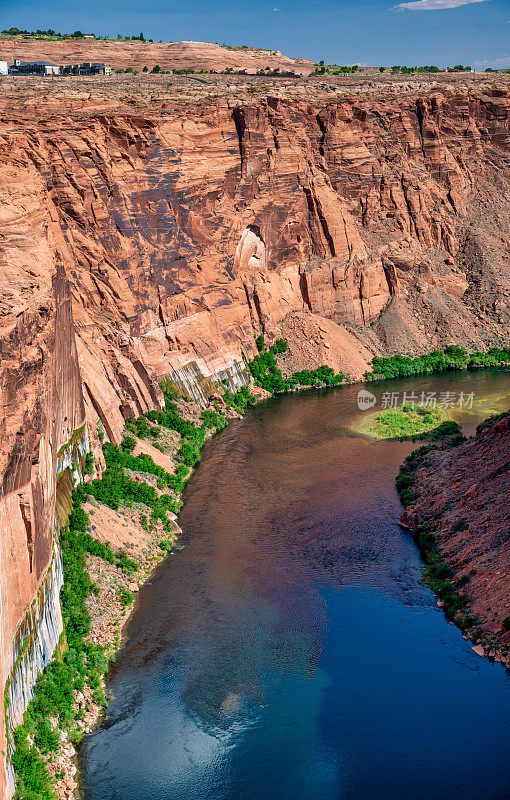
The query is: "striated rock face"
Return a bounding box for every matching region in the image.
[0,263,86,796]
[0,83,509,796]
[400,414,510,654]
[2,89,508,404]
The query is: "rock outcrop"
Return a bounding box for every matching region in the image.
[400,413,510,655]
[0,264,86,796]
[0,78,509,797]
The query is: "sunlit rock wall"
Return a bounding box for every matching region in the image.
[0,259,86,799]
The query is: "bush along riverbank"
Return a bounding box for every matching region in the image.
[246,340,509,397]
[11,485,141,800]
[9,345,510,799]
[396,415,510,668]
[9,345,347,800]
[364,345,510,381]
[248,337,348,393]
[10,389,236,800]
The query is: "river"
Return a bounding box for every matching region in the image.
[82,370,510,800]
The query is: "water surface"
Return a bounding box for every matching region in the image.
[83,371,510,800]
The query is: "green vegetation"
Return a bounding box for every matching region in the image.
[389,65,470,74]
[118,588,134,609]
[248,338,346,394]
[84,385,234,534]
[313,63,359,75]
[84,452,94,475]
[391,65,439,74]
[475,410,509,436]
[221,386,258,416]
[395,427,505,658]
[365,346,510,381]
[11,488,121,799]
[358,404,452,441]
[86,466,180,527]
[411,522,470,623]
[396,436,472,626]
[395,422,464,508]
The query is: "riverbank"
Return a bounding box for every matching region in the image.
[10,350,510,800]
[11,389,247,800]
[81,368,510,800]
[42,517,180,799]
[397,411,510,667]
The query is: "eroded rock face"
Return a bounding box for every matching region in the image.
[3,90,507,393]
[402,414,510,656]
[0,86,509,797]
[0,265,85,796]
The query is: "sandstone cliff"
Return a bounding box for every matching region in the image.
[0,77,509,797]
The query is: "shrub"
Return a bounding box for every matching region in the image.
[271,338,288,354]
[118,588,134,608]
[120,436,136,453]
[125,415,151,438]
[248,339,344,394]
[451,518,469,533]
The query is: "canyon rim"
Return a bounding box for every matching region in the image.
[0,40,509,800]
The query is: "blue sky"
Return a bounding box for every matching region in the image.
[1,0,509,69]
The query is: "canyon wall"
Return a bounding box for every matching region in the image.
[0,258,86,796]
[400,413,510,657]
[0,83,509,796]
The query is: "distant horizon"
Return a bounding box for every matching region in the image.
[0,33,504,72]
[1,0,509,71]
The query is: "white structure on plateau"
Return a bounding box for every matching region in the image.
[0,61,8,75]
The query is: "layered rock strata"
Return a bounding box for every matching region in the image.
[0,83,509,797]
[399,414,510,658]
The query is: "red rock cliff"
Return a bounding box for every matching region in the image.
[400,413,510,660]
[0,84,509,797]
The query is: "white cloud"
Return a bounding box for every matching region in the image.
[473,54,510,69]
[394,0,491,10]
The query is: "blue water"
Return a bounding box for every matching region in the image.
[83,372,510,800]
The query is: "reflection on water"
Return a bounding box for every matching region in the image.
[83,371,510,800]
